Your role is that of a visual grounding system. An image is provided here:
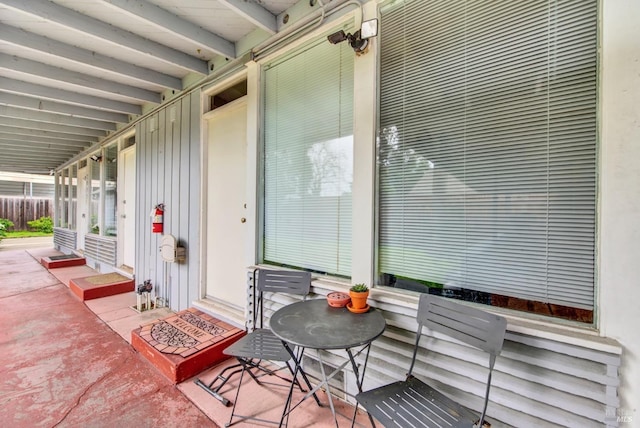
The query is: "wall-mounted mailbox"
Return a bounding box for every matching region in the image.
[160,234,186,263]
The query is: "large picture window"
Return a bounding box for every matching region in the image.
[263,31,354,276]
[377,0,597,322]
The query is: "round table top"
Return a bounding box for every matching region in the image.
[270,299,386,350]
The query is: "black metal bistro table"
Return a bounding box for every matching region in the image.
[270,298,386,427]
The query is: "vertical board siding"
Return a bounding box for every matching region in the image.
[135,93,201,311]
[248,270,621,427]
[0,197,53,230]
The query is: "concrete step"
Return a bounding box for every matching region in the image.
[131,308,245,383]
[40,254,86,269]
[69,272,134,301]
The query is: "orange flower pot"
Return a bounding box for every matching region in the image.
[349,290,369,310]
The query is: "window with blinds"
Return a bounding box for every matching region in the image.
[377,0,597,322]
[263,32,354,276]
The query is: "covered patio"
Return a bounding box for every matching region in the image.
[1,1,639,427]
[0,243,373,427]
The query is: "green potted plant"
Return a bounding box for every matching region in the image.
[349,283,370,311]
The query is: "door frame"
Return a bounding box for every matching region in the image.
[76,164,89,252]
[117,143,136,270]
[196,69,260,326]
[202,96,247,311]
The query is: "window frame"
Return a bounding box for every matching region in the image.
[373,0,599,325]
[259,25,357,278]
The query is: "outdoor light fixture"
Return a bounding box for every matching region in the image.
[327,18,378,54]
[90,154,102,162]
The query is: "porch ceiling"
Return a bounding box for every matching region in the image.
[0,0,304,175]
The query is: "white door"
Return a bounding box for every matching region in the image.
[118,146,136,269]
[206,99,248,314]
[76,166,88,252]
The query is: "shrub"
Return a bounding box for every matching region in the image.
[0,218,14,237]
[27,216,54,233]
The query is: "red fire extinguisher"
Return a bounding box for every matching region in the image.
[152,204,164,234]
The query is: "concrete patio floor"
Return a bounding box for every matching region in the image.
[0,244,373,427]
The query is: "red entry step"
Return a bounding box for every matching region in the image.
[69,273,134,301]
[41,254,86,269]
[131,308,245,383]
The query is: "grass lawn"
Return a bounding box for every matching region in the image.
[3,231,53,238]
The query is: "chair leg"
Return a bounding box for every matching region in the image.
[240,358,264,385]
[225,363,248,427]
[195,363,244,407]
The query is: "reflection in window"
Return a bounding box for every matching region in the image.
[69,165,77,230]
[104,144,118,236]
[307,137,353,197]
[89,155,100,234]
[59,169,68,228]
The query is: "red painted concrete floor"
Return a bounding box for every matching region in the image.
[0,246,375,427]
[0,249,214,428]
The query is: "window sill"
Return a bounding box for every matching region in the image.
[308,276,621,356]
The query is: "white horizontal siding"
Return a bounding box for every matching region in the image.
[53,227,76,251]
[247,269,621,428]
[84,234,117,265]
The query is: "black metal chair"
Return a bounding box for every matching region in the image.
[356,293,507,428]
[223,269,320,427]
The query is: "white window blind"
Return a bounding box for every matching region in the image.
[263,34,354,276]
[378,0,597,314]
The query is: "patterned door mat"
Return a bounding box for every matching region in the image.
[137,308,240,359]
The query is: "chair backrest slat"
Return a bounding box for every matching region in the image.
[254,270,311,329]
[417,293,507,359]
[257,270,311,295]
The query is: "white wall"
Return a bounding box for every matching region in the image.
[600,0,640,420]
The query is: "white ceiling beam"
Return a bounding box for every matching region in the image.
[0,159,65,171]
[0,54,161,104]
[0,26,182,90]
[0,171,54,184]
[0,105,116,131]
[218,0,277,34]
[0,143,84,156]
[0,127,97,143]
[0,139,88,160]
[0,93,128,124]
[0,117,106,138]
[103,0,236,58]
[0,158,70,170]
[0,78,141,115]
[0,142,87,154]
[0,132,92,147]
[0,0,209,74]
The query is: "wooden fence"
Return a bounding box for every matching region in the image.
[0,197,54,230]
